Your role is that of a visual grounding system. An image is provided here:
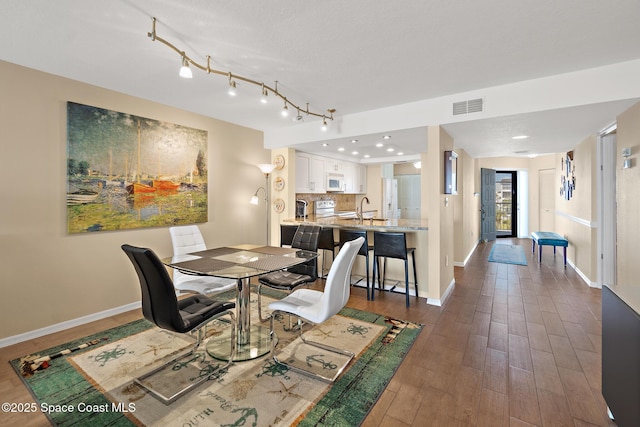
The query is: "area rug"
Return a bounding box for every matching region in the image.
[10,293,422,426]
[488,243,528,265]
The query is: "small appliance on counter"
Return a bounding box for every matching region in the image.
[296,200,308,218]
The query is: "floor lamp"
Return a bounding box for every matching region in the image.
[250,163,276,245]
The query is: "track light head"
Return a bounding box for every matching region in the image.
[228,73,237,96]
[179,56,192,79]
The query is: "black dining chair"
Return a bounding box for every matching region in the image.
[371,232,418,307]
[121,244,236,404]
[318,227,339,278]
[339,228,374,300]
[280,224,299,247]
[257,224,320,321]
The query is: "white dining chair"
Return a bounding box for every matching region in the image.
[268,236,364,382]
[169,225,236,296]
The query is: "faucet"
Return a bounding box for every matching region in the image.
[357,196,370,223]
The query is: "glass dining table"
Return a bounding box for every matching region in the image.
[163,244,317,361]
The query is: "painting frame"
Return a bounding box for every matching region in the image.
[66,102,208,233]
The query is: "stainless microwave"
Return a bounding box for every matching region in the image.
[326,173,344,192]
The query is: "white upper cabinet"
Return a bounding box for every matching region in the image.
[295,152,325,193]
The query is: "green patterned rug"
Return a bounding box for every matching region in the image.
[10,293,422,426]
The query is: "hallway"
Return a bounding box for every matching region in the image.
[360,238,613,426]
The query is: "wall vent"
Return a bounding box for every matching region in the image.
[452,98,484,115]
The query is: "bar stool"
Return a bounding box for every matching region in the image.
[339,229,374,300]
[280,224,299,247]
[318,227,339,278]
[372,231,418,307]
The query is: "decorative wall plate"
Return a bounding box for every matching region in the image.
[273,176,285,191]
[273,154,286,170]
[273,198,285,213]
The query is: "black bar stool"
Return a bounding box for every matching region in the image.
[372,231,418,307]
[318,227,339,277]
[280,224,299,247]
[339,229,374,300]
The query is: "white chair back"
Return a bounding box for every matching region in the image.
[318,237,364,321]
[170,225,207,255]
[170,225,207,287]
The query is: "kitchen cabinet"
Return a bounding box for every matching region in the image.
[295,152,325,193]
[343,162,355,193]
[355,163,367,194]
[295,152,365,194]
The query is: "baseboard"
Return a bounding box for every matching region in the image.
[454,241,479,267]
[427,279,455,307]
[567,259,600,288]
[0,301,141,348]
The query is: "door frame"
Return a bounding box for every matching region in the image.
[597,123,617,288]
[495,170,518,238]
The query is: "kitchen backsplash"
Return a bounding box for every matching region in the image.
[296,193,356,212]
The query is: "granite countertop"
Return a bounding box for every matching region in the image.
[283,214,428,231]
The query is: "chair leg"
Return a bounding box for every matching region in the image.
[134,311,236,405]
[371,256,377,301]
[269,310,354,383]
[412,252,418,298]
[365,254,370,300]
[404,258,410,307]
[257,283,269,322]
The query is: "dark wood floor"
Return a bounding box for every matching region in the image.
[0,239,614,426]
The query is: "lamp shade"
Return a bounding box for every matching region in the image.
[249,195,259,205]
[257,164,277,175]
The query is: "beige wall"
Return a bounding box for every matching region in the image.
[421,126,454,301]
[0,61,269,339]
[615,101,640,310]
[453,148,479,265]
[554,136,597,282]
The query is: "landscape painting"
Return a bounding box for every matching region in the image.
[66,102,208,233]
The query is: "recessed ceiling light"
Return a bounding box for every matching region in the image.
[352,151,359,155]
[375,143,384,148]
[383,135,391,139]
[350,139,358,143]
[512,135,529,140]
[386,147,394,152]
[338,147,345,152]
[364,154,370,158]
[322,143,329,147]
[397,152,404,155]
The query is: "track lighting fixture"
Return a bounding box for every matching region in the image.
[321,116,328,131]
[149,17,335,127]
[179,55,192,79]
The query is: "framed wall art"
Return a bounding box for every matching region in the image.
[66,102,208,233]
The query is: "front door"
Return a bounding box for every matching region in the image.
[481,168,496,241]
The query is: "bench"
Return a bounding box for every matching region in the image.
[531,231,568,267]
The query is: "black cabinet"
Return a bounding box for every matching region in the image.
[602,286,640,426]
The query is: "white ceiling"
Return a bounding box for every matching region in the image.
[2,0,640,160]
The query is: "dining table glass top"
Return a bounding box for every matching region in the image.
[162,246,318,279]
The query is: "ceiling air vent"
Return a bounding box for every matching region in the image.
[452,98,484,115]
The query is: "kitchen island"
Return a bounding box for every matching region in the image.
[282,215,430,302]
